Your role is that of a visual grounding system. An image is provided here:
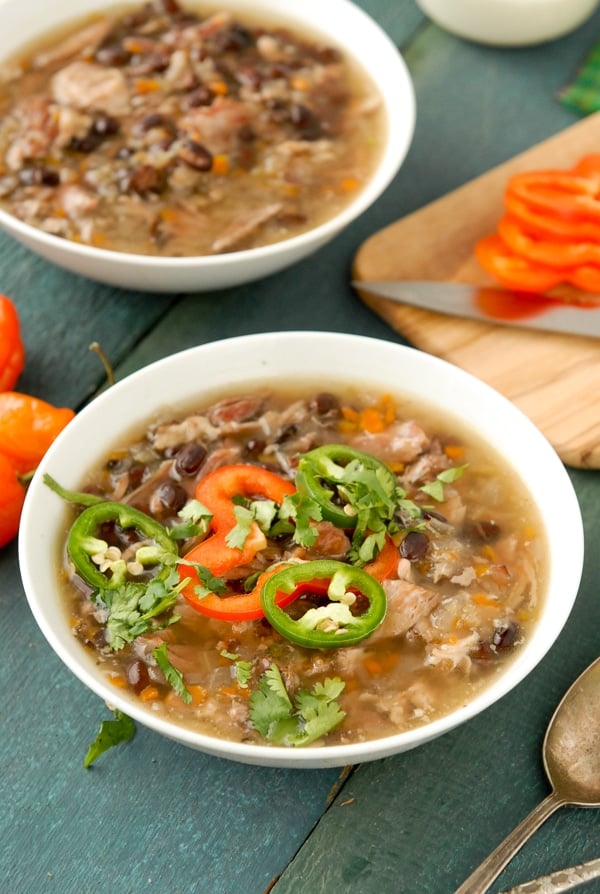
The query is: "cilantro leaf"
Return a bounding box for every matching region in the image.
[98,568,184,650]
[84,709,135,768]
[153,643,191,703]
[169,500,213,540]
[220,650,252,688]
[248,664,346,747]
[278,493,322,548]
[420,464,468,503]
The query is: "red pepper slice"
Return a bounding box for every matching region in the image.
[184,464,296,575]
[498,215,600,269]
[506,169,600,222]
[504,192,600,243]
[363,535,398,581]
[182,563,298,622]
[475,234,565,292]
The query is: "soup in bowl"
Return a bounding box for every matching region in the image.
[0,0,414,291]
[19,332,584,767]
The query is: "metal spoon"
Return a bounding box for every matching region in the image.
[455,657,600,894]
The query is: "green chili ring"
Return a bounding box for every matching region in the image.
[295,444,397,530]
[67,501,179,591]
[260,559,387,649]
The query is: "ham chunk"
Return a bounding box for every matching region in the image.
[51,62,130,115]
[371,578,443,641]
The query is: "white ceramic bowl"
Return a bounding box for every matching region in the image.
[0,0,414,293]
[415,0,600,47]
[19,332,584,768]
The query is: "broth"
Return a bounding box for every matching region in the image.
[0,1,387,255]
[54,383,547,748]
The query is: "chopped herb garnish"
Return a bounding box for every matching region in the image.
[153,643,191,703]
[97,567,186,650]
[278,492,322,547]
[169,499,213,540]
[84,709,136,768]
[220,650,252,688]
[249,663,346,746]
[420,464,468,503]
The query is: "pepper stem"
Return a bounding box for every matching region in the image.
[43,473,105,507]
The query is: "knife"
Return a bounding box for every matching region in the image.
[352,280,600,338]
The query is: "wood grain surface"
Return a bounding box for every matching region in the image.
[353,112,600,469]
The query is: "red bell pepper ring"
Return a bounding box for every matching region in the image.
[184,464,296,576]
[364,535,399,581]
[182,563,298,622]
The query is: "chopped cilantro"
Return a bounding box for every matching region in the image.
[278,493,322,547]
[84,709,136,768]
[169,499,213,540]
[219,650,252,688]
[97,567,185,650]
[153,643,191,703]
[249,663,346,746]
[420,464,468,502]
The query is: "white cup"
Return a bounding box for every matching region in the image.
[415,0,600,47]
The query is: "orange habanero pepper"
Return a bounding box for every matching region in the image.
[0,392,75,474]
[0,453,26,548]
[0,295,25,392]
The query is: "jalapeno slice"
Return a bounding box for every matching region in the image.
[295,444,398,530]
[260,559,386,649]
[67,501,179,591]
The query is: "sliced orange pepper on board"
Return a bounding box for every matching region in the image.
[498,215,600,269]
[475,235,565,293]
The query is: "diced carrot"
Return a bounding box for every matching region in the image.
[166,684,207,707]
[364,652,399,675]
[340,177,360,192]
[473,563,489,578]
[471,593,498,607]
[360,407,385,433]
[139,685,161,701]
[109,675,128,689]
[209,80,229,95]
[444,444,465,460]
[341,406,360,422]
[291,75,310,91]
[134,78,161,93]
[211,154,229,175]
[481,544,496,562]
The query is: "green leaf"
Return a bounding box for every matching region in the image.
[169,499,213,540]
[153,643,191,703]
[220,650,252,688]
[187,563,227,600]
[248,664,346,747]
[279,493,322,548]
[84,709,136,768]
[225,504,255,549]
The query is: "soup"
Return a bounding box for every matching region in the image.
[0,0,386,256]
[47,384,547,749]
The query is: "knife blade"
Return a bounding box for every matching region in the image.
[352,280,600,338]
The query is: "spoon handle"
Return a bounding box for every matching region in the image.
[454,792,564,894]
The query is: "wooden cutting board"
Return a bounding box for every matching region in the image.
[353,112,600,469]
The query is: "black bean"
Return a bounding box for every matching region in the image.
[212,23,253,53]
[310,392,339,416]
[137,112,171,132]
[243,438,266,459]
[153,0,183,15]
[178,139,213,171]
[471,519,502,542]
[493,622,520,651]
[153,481,187,513]
[183,85,214,108]
[174,442,207,476]
[92,114,120,137]
[290,104,323,140]
[400,530,429,561]
[18,166,58,187]
[69,132,103,153]
[421,508,448,524]
[95,45,131,66]
[122,164,166,195]
[127,659,150,694]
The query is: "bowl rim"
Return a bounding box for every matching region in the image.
[0,0,416,273]
[18,331,585,767]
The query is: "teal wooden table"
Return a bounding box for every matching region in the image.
[2,3,600,893]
